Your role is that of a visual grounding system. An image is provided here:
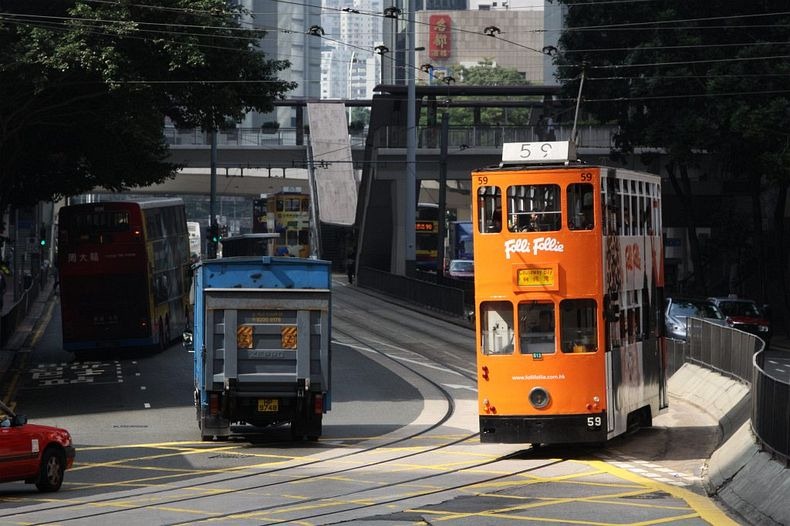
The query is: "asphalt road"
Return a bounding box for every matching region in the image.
[0,276,740,525]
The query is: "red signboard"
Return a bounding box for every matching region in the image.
[416,221,436,232]
[429,15,451,60]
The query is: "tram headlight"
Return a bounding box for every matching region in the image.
[529,387,550,409]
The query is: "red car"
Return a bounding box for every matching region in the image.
[0,400,76,492]
[707,296,772,345]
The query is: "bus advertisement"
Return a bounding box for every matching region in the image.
[471,141,667,445]
[57,199,191,352]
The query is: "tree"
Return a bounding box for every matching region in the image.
[423,59,535,126]
[552,1,790,311]
[0,0,296,218]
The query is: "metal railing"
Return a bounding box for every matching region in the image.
[163,124,618,150]
[668,318,788,465]
[753,349,790,465]
[356,266,469,318]
[0,271,45,348]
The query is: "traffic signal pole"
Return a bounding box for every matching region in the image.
[207,128,218,259]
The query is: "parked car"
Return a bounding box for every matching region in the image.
[707,296,771,345]
[447,259,474,280]
[665,297,727,340]
[0,400,76,492]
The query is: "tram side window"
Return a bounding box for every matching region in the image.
[480,301,514,355]
[567,183,594,230]
[518,302,556,354]
[603,177,621,236]
[477,186,502,233]
[507,184,560,232]
[560,299,598,353]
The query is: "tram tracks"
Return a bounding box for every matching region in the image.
[3,289,527,525]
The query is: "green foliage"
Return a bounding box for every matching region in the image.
[350,107,370,124]
[427,59,534,126]
[0,0,297,213]
[553,1,790,177]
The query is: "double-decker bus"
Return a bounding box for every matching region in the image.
[472,141,667,444]
[416,202,439,271]
[268,190,310,257]
[57,199,191,352]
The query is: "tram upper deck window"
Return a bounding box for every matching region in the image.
[567,183,594,230]
[480,301,514,355]
[560,299,598,353]
[477,186,502,233]
[507,184,560,232]
[519,302,556,354]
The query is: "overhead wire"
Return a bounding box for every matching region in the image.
[1,4,788,99]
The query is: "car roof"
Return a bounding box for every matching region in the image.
[708,297,756,303]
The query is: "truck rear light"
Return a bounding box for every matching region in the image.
[314,393,323,414]
[209,393,220,416]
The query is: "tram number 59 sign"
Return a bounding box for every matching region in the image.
[586,416,603,430]
[501,141,577,164]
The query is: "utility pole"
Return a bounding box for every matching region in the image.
[405,0,416,275]
[435,111,449,276]
[207,129,218,259]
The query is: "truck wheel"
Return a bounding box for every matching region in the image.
[35,448,65,492]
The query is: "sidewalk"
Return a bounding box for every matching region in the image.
[0,278,56,396]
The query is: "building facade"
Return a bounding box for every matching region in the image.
[237,0,323,127]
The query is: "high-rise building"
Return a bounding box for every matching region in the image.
[381,0,552,86]
[236,0,323,127]
[320,0,384,100]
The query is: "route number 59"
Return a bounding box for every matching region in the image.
[586,416,602,429]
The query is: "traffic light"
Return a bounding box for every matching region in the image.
[39,225,47,247]
[207,224,218,244]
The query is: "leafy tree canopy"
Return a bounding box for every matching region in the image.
[0,0,297,214]
[423,59,535,126]
[553,0,790,177]
[551,0,790,299]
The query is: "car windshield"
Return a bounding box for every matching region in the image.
[717,301,761,317]
[670,301,723,320]
[450,260,473,272]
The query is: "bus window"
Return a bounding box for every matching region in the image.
[477,186,502,233]
[507,184,560,232]
[480,301,513,355]
[567,183,594,230]
[518,302,556,354]
[560,299,598,353]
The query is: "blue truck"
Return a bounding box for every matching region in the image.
[189,256,332,441]
[448,221,474,261]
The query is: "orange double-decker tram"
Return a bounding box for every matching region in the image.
[471,141,667,444]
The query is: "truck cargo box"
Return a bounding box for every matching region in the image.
[191,256,331,441]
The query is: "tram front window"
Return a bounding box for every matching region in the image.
[560,299,598,353]
[507,184,560,232]
[519,302,556,354]
[567,183,594,230]
[480,301,514,355]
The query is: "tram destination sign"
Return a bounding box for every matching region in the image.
[502,141,577,164]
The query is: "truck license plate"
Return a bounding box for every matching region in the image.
[258,399,278,412]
